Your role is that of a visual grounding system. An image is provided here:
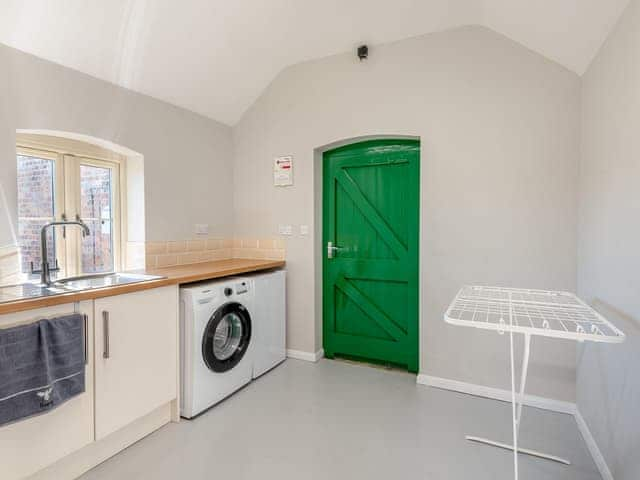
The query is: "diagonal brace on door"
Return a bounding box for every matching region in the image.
[335,169,407,261]
[335,276,406,341]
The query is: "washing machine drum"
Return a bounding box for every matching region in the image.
[202,302,252,373]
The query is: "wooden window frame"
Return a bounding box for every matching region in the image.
[16,136,128,277]
[16,146,66,275]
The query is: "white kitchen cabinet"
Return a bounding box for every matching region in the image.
[0,302,94,480]
[0,284,179,479]
[93,285,178,440]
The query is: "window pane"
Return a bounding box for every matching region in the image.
[80,164,114,273]
[17,155,56,274]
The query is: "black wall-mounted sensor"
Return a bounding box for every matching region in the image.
[357,45,368,61]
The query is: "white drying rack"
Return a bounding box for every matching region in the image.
[444,285,625,480]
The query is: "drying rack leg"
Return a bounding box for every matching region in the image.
[509,328,520,478]
[465,436,571,465]
[464,333,571,478]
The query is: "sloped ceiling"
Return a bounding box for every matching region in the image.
[0,0,630,125]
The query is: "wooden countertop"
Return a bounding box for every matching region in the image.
[146,258,285,284]
[0,258,285,316]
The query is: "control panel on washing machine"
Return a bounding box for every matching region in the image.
[224,281,250,297]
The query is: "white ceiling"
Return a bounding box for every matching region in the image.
[0,0,630,125]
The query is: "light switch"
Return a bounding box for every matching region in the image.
[278,225,293,235]
[300,225,309,235]
[195,224,209,236]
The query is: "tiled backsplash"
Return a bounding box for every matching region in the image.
[145,237,285,269]
[231,238,286,261]
[145,238,233,269]
[1,237,285,285]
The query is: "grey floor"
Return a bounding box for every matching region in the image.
[80,359,600,480]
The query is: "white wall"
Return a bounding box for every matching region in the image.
[233,26,581,401]
[0,43,234,245]
[578,1,640,478]
[0,46,17,248]
[125,154,146,243]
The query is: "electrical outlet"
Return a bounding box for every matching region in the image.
[278,225,293,235]
[300,225,309,235]
[195,224,209,236]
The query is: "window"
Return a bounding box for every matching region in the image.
[79,162,117,273]
[16,150,60,274]
[16,138,124,279]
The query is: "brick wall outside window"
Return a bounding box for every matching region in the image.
[17,155,55,274]
[17,155,114,276]
[80,165,113,273]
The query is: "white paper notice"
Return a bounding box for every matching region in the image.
[274,156,293,186]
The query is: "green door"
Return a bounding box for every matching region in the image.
[323,139,420,373]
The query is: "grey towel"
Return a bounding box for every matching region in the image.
[0,313,86,427]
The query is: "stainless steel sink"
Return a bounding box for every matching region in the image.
[0,273,165,304]
[54,272,164,291]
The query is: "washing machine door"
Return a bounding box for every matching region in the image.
[202,302,252,373]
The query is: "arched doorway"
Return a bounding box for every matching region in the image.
[322,138,420,372]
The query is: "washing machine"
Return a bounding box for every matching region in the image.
[251,270,287,378]
[180,277,255,418]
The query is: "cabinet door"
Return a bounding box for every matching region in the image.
[94,286,177,440]
[0,302,94,480]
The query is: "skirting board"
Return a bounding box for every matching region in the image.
[416,374,577,415]
[287,349,324,363]
[574,408,614,480]
[417,374,615,479]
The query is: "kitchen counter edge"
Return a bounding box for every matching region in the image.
[0,258,285,315]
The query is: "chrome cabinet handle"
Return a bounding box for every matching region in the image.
[83,314,89,365]
[327,241,344,259]
[102,311,110,359]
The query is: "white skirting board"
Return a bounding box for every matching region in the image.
[416,374,576,414]
[286,349,324,362]
[574,408,614,480]
[417,374,614,479]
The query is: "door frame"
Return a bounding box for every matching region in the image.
[319,137,421,372]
